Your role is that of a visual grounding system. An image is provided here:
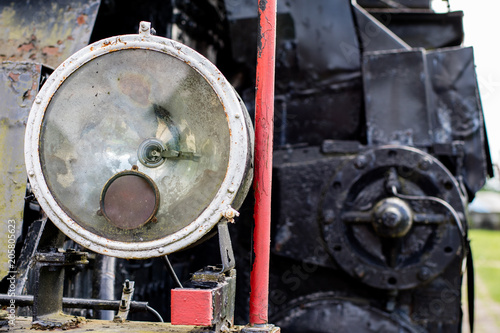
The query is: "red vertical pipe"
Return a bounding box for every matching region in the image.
[250,0,277,326]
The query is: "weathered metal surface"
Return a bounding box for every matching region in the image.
[32,249,88,321]
[272,145,466,290]
[0,61,41,281]
[272,293,423,333]
[368,11,464,49]
[321,147,465,290]
[362,45,491,200]
[1,317,257,332]
[358,0,431,8]
[218,221,236,273]
[225,0,364,147]
[14,219,46,296]
[353,4,411,52]
[363,49,432,147]
[427,46,493,194]
[0,0,100,69]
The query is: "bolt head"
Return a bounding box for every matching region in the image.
[418,267,431,281]
[354,156,367,169]
[381,209,401,228]
[225,209,236,219]
[354,265,365,278]
[419,158,431,170]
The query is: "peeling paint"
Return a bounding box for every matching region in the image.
[0,0,101,68]
[0,61,42,280]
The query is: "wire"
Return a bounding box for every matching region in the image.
[391,186,467,252]
[146,305,164,323]
[162,255,183,289]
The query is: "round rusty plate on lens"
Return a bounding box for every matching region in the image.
[100,170,160,230]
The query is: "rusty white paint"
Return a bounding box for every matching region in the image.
[25,22,252,259]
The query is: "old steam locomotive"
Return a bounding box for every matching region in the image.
[0,0,492,332]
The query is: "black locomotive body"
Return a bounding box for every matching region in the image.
[0,0,492,332]
[224,1,491,331]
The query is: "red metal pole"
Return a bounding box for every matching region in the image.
[250,0,277,326]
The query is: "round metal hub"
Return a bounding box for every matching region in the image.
[138,138,165,168]
[372,197,413,238]
[320,146,465,290]
[100,170,160,230]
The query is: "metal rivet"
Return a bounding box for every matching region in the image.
[28,170,35,177]
[158,247,164,253]
[354,155,367,169]
[235,114,240,119]
[419,158,431,171]
[85,241,91,247]
[354,265,365,279]
[228,187,235,193]
[418,267,431,281]
[35,97,41,104]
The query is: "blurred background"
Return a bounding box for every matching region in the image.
[432,1,500,332]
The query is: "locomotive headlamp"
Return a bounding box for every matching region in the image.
[25,22,253,259]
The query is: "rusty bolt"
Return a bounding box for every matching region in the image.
[223,206,240,223]
[354,265,365,279]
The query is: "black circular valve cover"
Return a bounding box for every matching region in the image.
[320,146,466,290]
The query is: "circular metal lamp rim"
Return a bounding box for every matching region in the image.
[25,33,250,258]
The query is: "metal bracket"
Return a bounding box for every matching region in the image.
[31,249,89,329]
[218,220,236,273]
[113,280,135,323]
[15,219,47,296]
